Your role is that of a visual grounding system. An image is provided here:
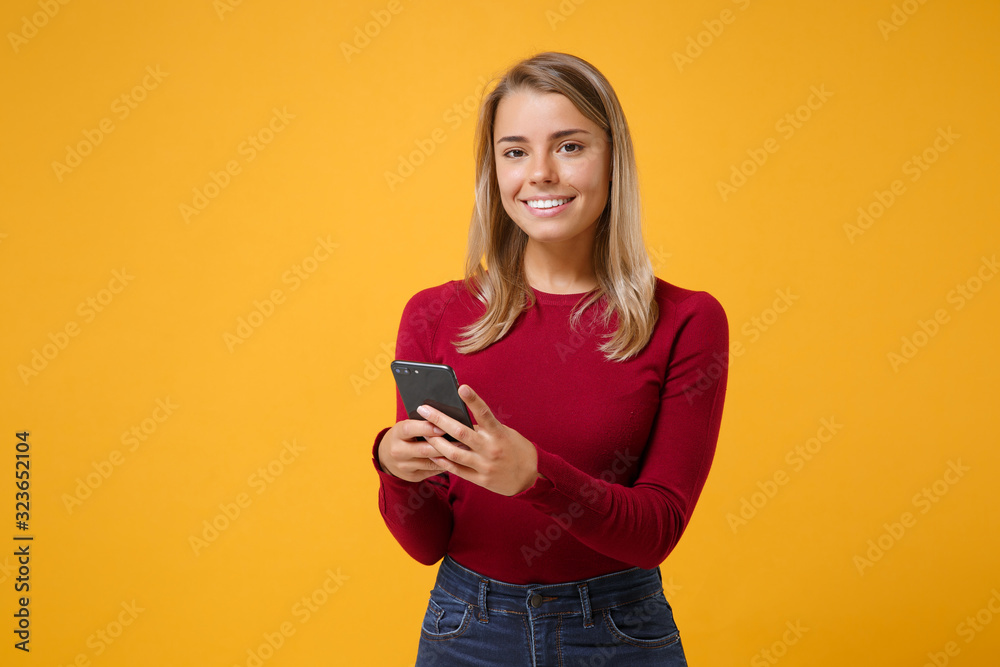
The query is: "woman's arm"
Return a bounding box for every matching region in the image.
[370,289,460,565]
[371,427,453,564]
[512,291,728,568]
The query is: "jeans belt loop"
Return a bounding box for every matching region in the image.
[477,578,490,623]
[577,583,594,628]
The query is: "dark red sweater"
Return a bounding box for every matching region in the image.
[371,278,728,584]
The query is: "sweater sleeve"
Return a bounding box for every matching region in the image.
[511,291,729,570]
[371,287,457,565]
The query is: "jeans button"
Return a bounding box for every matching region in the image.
[530,594,543,608]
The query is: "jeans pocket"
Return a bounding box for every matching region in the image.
[603,592,681,648]
[421,585,473,639]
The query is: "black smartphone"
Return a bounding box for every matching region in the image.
[391,360,474,442]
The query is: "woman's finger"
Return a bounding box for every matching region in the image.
[416,405,476,446]
[428,451,478,480]
[400,418,446,441]
[457,385,500,429]
[424,434,476,468]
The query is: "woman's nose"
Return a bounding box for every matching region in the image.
[528,153,557,183]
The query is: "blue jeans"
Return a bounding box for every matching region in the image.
[415,556,687,666]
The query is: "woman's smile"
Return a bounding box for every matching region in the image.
[522,196,576,216]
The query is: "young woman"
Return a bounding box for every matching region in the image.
[372,51,728,666]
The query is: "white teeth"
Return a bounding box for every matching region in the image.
[526,198,572,209]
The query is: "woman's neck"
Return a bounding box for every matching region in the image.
[522,238,597,294]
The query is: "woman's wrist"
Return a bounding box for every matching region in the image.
[376,430,398,478]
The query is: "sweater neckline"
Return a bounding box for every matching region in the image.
[529,285,596,305]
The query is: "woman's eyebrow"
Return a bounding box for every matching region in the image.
[495,128,591,145]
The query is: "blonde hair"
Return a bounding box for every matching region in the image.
[454,52,658,361]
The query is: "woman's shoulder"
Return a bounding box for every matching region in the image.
[653,277,727,323]
[400,279,481,322]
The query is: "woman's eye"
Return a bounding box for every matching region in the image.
[504,148,526,158]
[561,143,583,153]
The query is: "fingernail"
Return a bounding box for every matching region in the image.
[417,405,430,417]
[432,426,444,434]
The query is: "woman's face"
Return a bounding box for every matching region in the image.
[493,90,612,250]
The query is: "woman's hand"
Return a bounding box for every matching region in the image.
[416,385,541,497]
[376,419,452,483]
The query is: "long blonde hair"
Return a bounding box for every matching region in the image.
[454,52,658,361]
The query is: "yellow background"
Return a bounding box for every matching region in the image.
[2,0,998,664]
